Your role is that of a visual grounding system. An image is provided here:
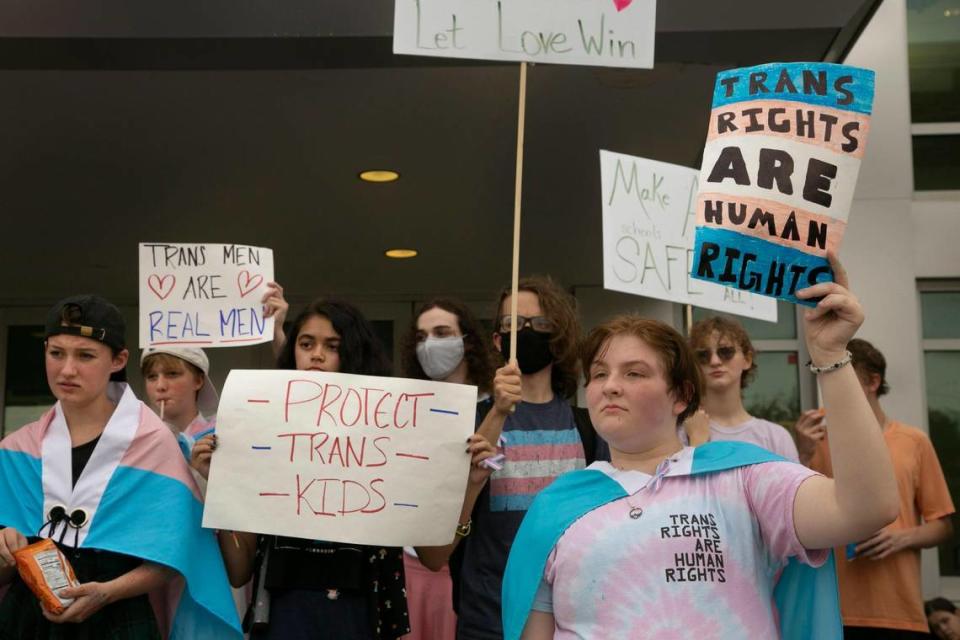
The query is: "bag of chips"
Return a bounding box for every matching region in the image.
[13,538,80,614]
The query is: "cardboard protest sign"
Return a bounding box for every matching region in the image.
[690,62,875,306]
[202,370,477,546]
[139,243,274,348]
[602,150,777,321]
[394,0,655,68]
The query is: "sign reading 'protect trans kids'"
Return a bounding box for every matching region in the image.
[690,62,875,306]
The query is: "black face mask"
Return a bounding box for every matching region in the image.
[499,327,554,374]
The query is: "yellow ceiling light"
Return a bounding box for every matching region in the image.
[385,248,418,259]
[359,170,400,183]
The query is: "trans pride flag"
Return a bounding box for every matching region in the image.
[691,62,875,305]
[0,384,241,639]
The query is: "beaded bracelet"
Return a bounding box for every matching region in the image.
[806,350,853,374]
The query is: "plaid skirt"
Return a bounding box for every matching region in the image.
[0,543,160,640]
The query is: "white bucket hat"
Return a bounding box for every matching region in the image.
[140,346,220,418]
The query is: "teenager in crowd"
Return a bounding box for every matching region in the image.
[926,598,960,640]
[0,295,239,639]
[683,315,799,461]
[798,338,955,639]
[503,257,900,640]
[456,276,605,640]
[397,298,498,640]
[191,296,497,640]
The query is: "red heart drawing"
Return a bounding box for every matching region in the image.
[237,270,264,298]
[147,274,176,301]
[613,0,632,11]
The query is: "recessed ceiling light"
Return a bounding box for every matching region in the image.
[385,248,418,259]
[360,170,400,183]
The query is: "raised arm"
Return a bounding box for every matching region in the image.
[261,281,290,359]
[792,254,899,549]
[476,362,522,446]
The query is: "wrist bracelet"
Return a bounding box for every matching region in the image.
[455,520,472,538]
[806,350,853,374]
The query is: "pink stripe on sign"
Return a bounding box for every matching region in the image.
[506,443,585,462]
[490,475,557,497]
[696,192,847,257]
[706,100,871,159]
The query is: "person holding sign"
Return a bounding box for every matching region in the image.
[681,316,799,461]
[456,276,605,640]
[0,295,240,639]
[195,297,498,640]
[398,299,499,640]
[502,257,900,640]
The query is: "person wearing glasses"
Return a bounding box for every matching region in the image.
[455,276,606,640]
[683,315,800,461]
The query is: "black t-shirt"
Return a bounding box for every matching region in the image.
[71,436,101,487]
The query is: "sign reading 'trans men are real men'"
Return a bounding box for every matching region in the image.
[394,0,656,68]
[601,150,778,322]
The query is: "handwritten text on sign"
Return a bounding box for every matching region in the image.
[138,243,275,348]
[394,0,655,68]
[202,370,477,546]
[601,150,777,322]
[690,62,875,306]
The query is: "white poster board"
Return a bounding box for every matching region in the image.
[394,0,656,68]
[601,150,778,322]
[138,242,275,348]
[202,370,478,547]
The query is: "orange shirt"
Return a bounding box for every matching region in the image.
[808,421,955,631]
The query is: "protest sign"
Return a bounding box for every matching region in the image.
[690,62,875,306]
[138,242,274,348]
[202,370,478,546]
[602,150,777,321]
[393,0,656,68]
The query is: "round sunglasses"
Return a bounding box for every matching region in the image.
[694,345,738,365]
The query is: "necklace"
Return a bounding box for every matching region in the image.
[622,455,675,520]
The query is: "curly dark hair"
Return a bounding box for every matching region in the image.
[399,298,496,395]
[688,315,757,389]
[276,298,392,377]
[848,338,890,396]
[493,275,581,399]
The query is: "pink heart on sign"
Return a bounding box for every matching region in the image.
[147,274,176,300]
[237,270,264,298]
[613,0,633,11]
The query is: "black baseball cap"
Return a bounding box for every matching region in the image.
[45,295,127,351]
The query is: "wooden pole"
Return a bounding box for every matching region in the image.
[509,62,528,362]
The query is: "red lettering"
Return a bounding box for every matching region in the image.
[345,436,365,467]
[277,432,317,462]
[339,480,372,515]
[366,479,387,513]
[369,436,390,467]
[327,437,347,467]
[393,393,410,428]
[311,432,330,463]
[317,384,343,427]
[284,379,323,423]
[362,387,385,426]
[407,393,434,427]
[339,387,363,426]
[374,392,393,428]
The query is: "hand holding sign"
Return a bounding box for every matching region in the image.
[138,243,275,348]
[690,62,875,306]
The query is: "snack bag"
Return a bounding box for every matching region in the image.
[13,538,80,614]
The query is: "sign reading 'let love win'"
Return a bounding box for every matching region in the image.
[394,0,656,68]
[138,242,275,348]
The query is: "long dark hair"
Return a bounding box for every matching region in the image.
[399,298,496,394]
[276,298,391,377]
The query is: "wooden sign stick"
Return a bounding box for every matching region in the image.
[509,62,529,363]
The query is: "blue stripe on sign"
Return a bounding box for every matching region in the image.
[490,493,537,512]
[429,408,459,415]
[690,226,833,307]
[501,428,582,446]
[711,62,875,115]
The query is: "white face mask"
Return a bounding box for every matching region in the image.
[416,335,466,381]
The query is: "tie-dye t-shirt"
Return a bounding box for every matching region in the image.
[531,448,826,639]
[458,396,586,640]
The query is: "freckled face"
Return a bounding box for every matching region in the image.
[45,335,128,407]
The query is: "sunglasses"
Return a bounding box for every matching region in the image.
[694,346,738,365]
